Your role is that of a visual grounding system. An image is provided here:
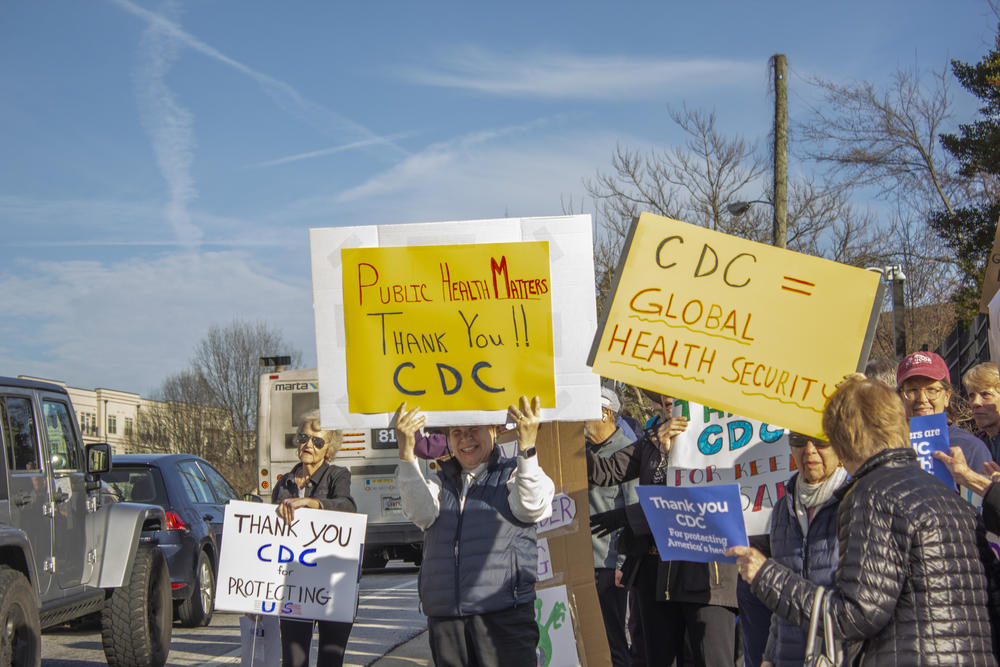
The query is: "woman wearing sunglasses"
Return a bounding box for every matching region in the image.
[271,409,357,667]
[758,432,847,667]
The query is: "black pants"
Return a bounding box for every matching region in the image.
[634,555,736,667]
[280,618,353,667]
[595,568,630,667]
[427,604,539,667]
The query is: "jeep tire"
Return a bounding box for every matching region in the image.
[176,549,214,627]
[101,545,172,667]
[0,566,41,667]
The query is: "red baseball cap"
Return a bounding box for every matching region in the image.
[896,351,950,387]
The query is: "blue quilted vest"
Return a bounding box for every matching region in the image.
[419,450,538,617]
[769,473,841,667]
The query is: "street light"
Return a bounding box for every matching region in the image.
[726,199,772,217]
[866,265,907,358]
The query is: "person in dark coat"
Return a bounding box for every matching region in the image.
[271,409,357,667]
[589,392,738,666]
[728,376,1000,666]
[760,432,847,667]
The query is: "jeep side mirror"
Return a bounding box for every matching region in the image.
[85,443,112,475]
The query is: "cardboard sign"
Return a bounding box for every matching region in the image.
[589,212,882,438]
[980,216,1000,313]
[909,413,954,487]
[667,399,791,536]
[310,215,601,428]
[341,241,555,413]
[534,584,581,667]
[536,537,554,582]
[215,501,367,622]
[636,484,748,563]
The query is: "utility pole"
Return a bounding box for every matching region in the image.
[773,54,788,248]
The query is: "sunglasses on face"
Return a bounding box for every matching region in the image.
[294,433,326,448]
[788,434,831,449]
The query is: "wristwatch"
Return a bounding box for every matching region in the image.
[517,446,537,459]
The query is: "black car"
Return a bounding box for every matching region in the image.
[104,453,241,627]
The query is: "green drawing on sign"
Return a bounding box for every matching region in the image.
[534,596,567,667]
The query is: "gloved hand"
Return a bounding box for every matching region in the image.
[590,507,628,538]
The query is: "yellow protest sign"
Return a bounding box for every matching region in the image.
[589,212,882,438]
[341,241,555,413]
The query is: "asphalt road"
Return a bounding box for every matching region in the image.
[40,565,424,667]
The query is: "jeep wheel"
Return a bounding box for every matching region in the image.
[101,545,172,667]
[0,566,41,667]
[176,550,214,627]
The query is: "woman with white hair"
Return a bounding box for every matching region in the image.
[271,409,357,667]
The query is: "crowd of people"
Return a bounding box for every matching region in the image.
[262,350,1000,666]
[585,351,1000,667]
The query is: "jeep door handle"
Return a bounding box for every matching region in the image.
[53,491,69,503]
[13,492,32,507]
[203,514,213,522]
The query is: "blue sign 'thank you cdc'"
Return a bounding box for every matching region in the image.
[636,485,748,563]
[909,413,954,488]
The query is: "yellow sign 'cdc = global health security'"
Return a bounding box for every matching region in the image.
[589,212,882,438]
[342,242,555,413]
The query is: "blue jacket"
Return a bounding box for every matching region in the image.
[419,449,537,617]
[764,473,842,667]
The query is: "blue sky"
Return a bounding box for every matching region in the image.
[0,0,995,396]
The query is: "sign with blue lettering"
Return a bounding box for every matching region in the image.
[666,400,790,536]
[214,500,368,622]
[637,485,748,563]
[909,413,954,487]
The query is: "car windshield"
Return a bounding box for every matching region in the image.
[103,467,167,505]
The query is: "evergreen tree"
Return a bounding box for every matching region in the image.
[929,26,1000,322]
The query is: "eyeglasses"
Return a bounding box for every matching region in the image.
[899,385,945,401]
[294,433,326,448]
[788,434,831,449]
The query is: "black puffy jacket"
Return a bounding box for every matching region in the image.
[751,448,1000,666]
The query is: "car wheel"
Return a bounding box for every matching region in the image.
[0,566,41,667]
[101,545,172,667]
[176,550,214,627]
[362,551,388,569]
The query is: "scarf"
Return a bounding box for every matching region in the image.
[793,466,848,537]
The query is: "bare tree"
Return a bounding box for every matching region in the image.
[127,319,302,492]
[800,68,966,217]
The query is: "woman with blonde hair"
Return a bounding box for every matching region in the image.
[728,376,999,665]
[271,409,357,667]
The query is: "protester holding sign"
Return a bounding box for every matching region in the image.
[588,391,739,667]
[585,386,637,667]
[394,395,555,667]
[270,410,357,667]
[760,432,847,667]
[896,351,992,472]
[728,376,1000,665]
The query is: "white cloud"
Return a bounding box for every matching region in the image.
[0,251,315,395]
[133,0,200,247]
[250,134,411,169]
[397,47,761,99]
[110,0,406,156]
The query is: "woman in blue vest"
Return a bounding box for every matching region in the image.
[760,431,847,667]
[394,395,555,667]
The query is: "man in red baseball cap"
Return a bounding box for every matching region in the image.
[896,351,993,473]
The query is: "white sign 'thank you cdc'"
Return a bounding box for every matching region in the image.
[215,500,368,623]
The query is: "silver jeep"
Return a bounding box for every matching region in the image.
[0,377,172,667]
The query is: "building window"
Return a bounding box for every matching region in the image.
[124,417,133,437]
[79,412,98,436]
[108,415,117,435]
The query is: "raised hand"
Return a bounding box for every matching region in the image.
[393,402,425,462]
